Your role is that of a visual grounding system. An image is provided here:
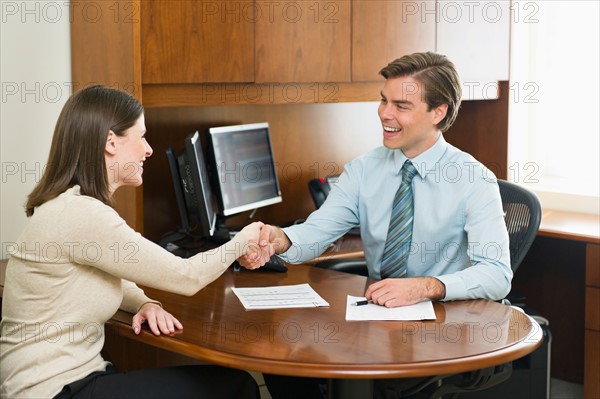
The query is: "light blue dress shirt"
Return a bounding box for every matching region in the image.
[281,134,512,301]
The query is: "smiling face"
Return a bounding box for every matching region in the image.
[105,114,153,195]
[378,76,448,158]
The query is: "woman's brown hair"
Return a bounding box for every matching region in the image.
[25,85,144,216]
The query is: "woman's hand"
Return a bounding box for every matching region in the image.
[132,302,183,336]
[237,224,290,269]
[236,222,271,270]
[239,221,264,244]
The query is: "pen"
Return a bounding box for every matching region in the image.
[352,300,373,306]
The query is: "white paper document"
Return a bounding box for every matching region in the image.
[345,295,436,321]
[232,284,330,310]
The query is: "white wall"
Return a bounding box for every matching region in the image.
[1,1,72,259]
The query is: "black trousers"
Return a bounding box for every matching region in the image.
[53,364,259,399]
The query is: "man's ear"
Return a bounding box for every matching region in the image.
[432,103,449,125]
[105,130,118,156]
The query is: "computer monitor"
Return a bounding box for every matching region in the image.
[207,122,282,218]
[163,131,217,244]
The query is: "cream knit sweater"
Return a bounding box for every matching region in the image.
[0,186,251,398]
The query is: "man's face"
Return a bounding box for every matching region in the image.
[377,76,447,158]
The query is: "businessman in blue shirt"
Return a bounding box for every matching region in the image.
[243,51,511,308]
[240,52,512,397]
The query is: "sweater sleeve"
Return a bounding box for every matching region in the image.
[60,196,252,297]
[120,279,161,314]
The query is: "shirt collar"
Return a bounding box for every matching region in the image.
[392,133,448,179]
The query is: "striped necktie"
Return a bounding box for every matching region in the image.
[380,161,418,279]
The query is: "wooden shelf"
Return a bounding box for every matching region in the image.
[141,82,382,108]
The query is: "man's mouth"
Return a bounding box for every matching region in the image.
[383,126,401,133]
[383,126,402,139]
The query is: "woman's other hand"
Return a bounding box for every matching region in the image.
[132,302,183,336]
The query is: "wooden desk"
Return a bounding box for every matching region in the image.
[539,210,599,399]
[103,265,541,397]
[538,210,599,244]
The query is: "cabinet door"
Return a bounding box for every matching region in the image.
[255,1,351,83]
[141,0,254,83]
[72,0,144,232]
[352,0,436,82]
[436,0,510,99]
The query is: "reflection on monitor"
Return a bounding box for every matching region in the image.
[164,131,216,243]
[207,122,282,217]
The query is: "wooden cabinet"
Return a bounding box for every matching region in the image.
[353,0,510,96]
[255,1,351,83]
[526,216,600,395]
[352,0,436,82]
[142,0,353,84]
[585,243,600,399]
[436,0,510,99]
[74,1,511,103]
[141,1,255,83]
[73,0,510,107]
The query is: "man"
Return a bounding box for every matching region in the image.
[241,52,512,397]
[243,52,511,306]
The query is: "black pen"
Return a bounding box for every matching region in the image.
[352,300,373,306]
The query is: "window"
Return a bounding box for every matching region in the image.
[508,1,599,214]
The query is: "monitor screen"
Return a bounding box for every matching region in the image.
[207,122,282,217]
[165,131,217,239]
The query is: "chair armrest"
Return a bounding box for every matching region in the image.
[314,258,369,277]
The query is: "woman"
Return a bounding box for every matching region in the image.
[0,85,262,398]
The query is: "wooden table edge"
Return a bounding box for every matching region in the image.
[105,312,543,379]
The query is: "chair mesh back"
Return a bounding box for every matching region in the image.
[498,180,542,273]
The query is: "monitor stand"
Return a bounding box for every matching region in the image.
[211,214,231,244]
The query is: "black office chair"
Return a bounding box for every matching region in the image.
[498,179,542,276]
[428,180,547,399]
[497,180,542,307]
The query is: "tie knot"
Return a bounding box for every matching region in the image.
[402,161,418,183]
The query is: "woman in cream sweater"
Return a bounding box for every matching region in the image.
[0,85,263,399]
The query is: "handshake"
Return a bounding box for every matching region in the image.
[235,222,292,270]
[236,222,446,307]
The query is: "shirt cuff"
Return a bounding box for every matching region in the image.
[277,228,303,264]
[434,274,467,302]
[277,227,299,263]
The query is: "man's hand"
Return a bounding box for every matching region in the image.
[132,302,183,336]
[237,224,291,269]
[364,277,446,308]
